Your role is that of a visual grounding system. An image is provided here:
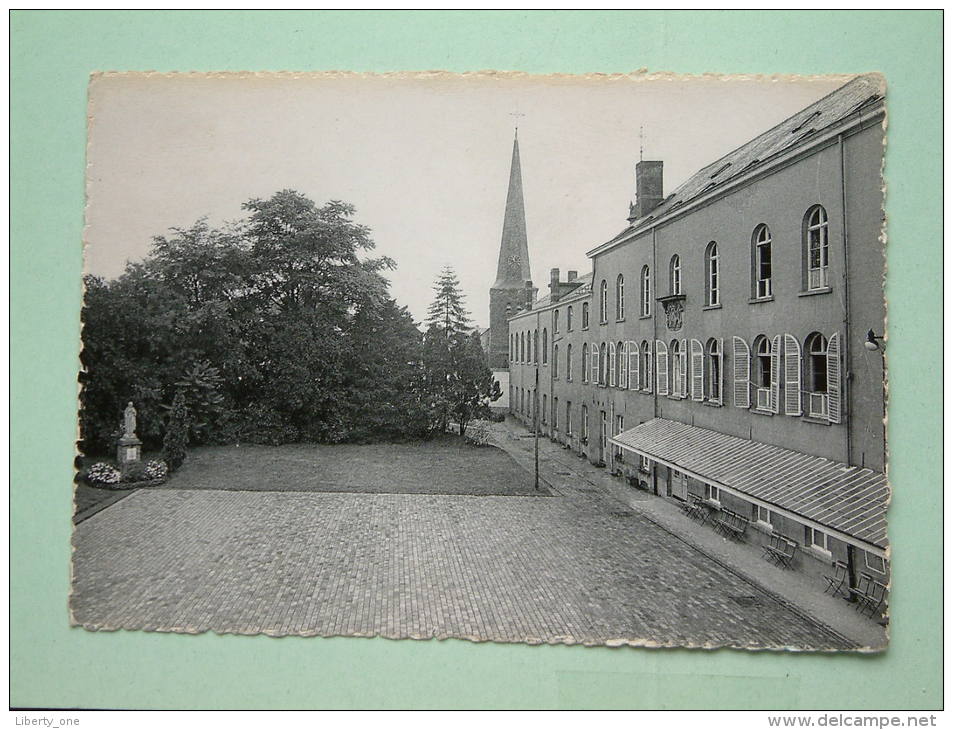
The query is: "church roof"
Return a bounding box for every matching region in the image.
[592,74,886,255]
[492,133,533,289]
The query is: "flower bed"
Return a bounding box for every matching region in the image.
[84,459,169,490]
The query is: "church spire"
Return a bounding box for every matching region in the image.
[492,131,532,289]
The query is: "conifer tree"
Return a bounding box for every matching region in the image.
[425,266,472,338]
[422,268,499,435]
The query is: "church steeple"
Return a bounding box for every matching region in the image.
[492,132,532,289]
[487,130,535,371]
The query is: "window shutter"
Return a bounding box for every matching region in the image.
[827,332,842,424]
[679,338,688,397]
[645,345,653,393]
[608,342,616,387]
[783,333,803,416]
[628,341,639,390]
[714,338,724,405]
[655,340,669,396]
[732,336,750,408]
[590,343,599,384]
[618,343,627,389]
[690,339,705,401]
[769,334,781,414]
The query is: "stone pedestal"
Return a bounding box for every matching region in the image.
[117,435,142,467]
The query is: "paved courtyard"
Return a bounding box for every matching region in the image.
[71,432,855,649]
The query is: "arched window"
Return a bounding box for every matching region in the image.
[553,309,560,333]
[600,280,608,323]
[805,205,830,291]
[582,343,589,383]
[805,332,828,417]
[670,255,682,296]
[616,275,625,320]
[541,329,548,364]
[752,225,772,299]
[705,242,719,306]
[616,341,626,389]
[566,344,573,381]
[640,340,652,390]
[567,306,573,331]
[706,338,722,403]
[582,302,590,329]
[533,329,539,364]
[640,265,651,317]
[553,344,559,378]
[599,342,607,385]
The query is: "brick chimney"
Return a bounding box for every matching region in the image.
[567,270,578,282]
[630,160,664,221]
[549,268,561,304]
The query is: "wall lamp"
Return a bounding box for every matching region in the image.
[864,329,886,351]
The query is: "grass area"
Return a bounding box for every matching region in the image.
[160,434,550,496]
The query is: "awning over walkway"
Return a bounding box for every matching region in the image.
[610,419,889,552]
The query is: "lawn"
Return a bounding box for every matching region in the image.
[156,435,549,496]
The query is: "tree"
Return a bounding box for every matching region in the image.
[79,189,433,453]
[422,269,499,436]
[425,266,472,337]
[162,390,190,472]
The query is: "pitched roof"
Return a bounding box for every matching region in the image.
[611,418,889,552]
[600,74,886,250]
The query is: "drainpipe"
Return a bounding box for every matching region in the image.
[651,224,660,495]
[839,133,852,466]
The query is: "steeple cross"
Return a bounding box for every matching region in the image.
[510,110,526,134]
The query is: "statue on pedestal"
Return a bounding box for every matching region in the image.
[117,401,142,469]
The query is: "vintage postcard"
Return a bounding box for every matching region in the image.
[72,71,888,650]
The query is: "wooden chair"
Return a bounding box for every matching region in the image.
[719,511,750,542]
[823,560,850,598]
[855,578,889,618]
[845,572,874,605]
[762,533,798,569]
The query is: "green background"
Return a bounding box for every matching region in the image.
[10,10,942,710]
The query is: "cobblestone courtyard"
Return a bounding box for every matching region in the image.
[71,435,854,649]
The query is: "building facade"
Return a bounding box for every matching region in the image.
[505,75,889,589]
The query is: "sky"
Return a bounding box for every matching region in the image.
[85,72,847,329]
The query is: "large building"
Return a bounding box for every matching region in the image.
[504,75,889,590]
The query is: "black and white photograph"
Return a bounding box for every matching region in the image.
[72,71,889,651]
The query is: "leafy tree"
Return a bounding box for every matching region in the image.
[341,299,429,441]
[79,189,432,453]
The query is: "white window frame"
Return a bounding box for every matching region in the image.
[705,484,720,504]
[640,265,651,317]
[754,225,772,298]
[706,242,719,306]
[670,255,682,296]
[807,206,830,291]
[616,274,625,320]
[600,280,608,323]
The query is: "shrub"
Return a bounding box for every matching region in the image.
[86,462,121,486]
[144,460,169,480]
[122,462,150,483]
[163,390,189,472]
